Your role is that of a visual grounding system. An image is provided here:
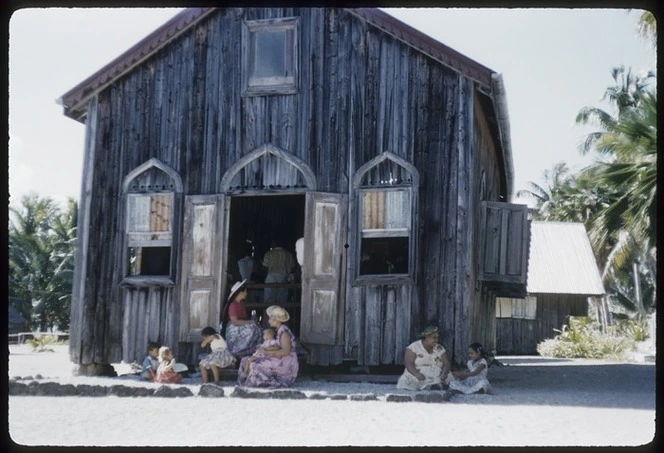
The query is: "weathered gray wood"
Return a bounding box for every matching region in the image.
[301,192,348,345]
[68,7,514,368]
[381,286,396,364]
[179,195,225,342]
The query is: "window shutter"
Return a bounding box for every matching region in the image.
[479,201,530,297]
[300,192,348,345]
[179,195,226,342]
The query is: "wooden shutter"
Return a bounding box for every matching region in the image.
[300,192,348,344]
[179,195,227,342]
[479,201,529,297]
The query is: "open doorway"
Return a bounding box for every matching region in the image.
[226,194,305,336]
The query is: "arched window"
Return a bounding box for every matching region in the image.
[353,152,419,281]
[121,158,183,283]
[220,143,316,193]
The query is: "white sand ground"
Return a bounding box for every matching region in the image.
[7,344,656,447]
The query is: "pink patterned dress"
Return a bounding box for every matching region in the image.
[237,325,299,388]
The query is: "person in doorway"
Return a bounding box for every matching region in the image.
[237,305,299,388]
[221,280,263,358]
[396,326,452,391]
[447,342,492,395]
[262,240,295,304]
[154,346,183,384]
[199,326,235,385]
[237,242,258,282]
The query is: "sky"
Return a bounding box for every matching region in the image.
[8,7,656,210]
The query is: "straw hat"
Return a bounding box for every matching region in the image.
[227,279,248,301]
[265,305,290,323]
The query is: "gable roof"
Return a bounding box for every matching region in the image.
[57,7,514,197]
[527,221,605,296]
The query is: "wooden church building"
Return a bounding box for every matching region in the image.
[59,7,529,373]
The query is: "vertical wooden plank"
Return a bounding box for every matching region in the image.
[395,284,411,365]
[363,286,381,365]
[381,286,396,363]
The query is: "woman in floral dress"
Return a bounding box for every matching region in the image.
[238,305,299,388]
[397,326,452,390]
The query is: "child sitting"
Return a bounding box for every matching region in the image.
[447,342,492,395]
[140,342,160,381]
[242,327,281,375]
[154,346,183,384]
[199,326,236,385]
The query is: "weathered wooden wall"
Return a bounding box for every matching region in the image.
[495,294,589,355]
[69,7,505,366]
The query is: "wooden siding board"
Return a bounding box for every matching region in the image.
[381,286,396,363]
[363,286,381,365]
[453,76,474,364]
[395,285,411,365]
[439,68,459,360]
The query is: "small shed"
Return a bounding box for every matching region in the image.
[495,221,605,355]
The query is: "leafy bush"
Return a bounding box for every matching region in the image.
[616,318,649,342]
[537,316,635,360]
[26,335,57,352]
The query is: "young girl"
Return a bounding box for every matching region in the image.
[154,346,183,384]
[199,326,236,385]
[448,342,492,395]
[242,327,281,375]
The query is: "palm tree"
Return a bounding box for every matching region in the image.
[636,10,657,49]
[9,195,78,331]
[576,67,657,318]
[516,162,572,220]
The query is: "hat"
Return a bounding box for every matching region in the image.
[265,305,290,323]
[419,326,439,338]
[227,279,248,301]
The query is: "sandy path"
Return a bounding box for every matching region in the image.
[7,345,656,447]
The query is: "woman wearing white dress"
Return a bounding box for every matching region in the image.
[396,326,452,391]
[448,342,492,394]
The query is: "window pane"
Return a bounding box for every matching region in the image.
[254,30,286,78]
[128,246,171,276]
[128,194,172,233]
[362,190,409,230]
[360,237,409,275]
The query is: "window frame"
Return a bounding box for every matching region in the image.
[496,296,537,320]
[352,152,419,286]
[120,159,183,287]
[242,17,299,96]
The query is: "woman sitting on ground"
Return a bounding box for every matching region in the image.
[221,279,262,358]
[396,326,451,391]
[237,305,299,388]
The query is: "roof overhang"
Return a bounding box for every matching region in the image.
[58,7,217,122]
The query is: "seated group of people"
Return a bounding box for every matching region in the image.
[142,279,490,394]
[396,325,492,395]
[201,279,299,388]
[141,279,298,389]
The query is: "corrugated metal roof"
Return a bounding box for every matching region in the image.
[527,221,605,296]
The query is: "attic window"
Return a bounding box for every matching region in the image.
[242,17,299,95]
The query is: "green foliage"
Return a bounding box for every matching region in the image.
[26,335,57,353]
[537,317,635,360]
[9,194,77,331]
[615,318,649,342]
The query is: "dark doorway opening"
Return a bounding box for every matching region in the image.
[227,194,305,337]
